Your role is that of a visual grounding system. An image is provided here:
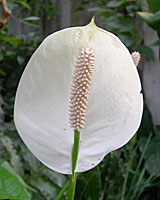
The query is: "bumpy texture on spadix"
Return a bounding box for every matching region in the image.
[14,18,143,174]
[69,48,95,131]
[131,51,141,67]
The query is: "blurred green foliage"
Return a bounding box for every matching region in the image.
[0,0,160,199]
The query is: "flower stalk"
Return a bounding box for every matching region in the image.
[67,130,80,200]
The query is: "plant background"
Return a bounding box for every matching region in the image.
[0,0,160,199]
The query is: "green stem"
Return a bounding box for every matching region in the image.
[68,173,78,200]
[67,130,80,200]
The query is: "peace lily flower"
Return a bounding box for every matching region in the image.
[14,18,143,177]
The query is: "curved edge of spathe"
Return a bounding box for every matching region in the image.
[76,93,143,173]
[14,118,72,175]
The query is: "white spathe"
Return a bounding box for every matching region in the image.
[14,19,143,174]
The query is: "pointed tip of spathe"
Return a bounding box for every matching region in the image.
[89,16,96,26]
[91,16,95,23]
[85,16,97,29]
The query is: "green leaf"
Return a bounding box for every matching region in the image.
[88,7,106,12]
[139,137,160,176]
[0,165,31,200]
[2,162,36,193]
[126,4,140,17]
[107,0,124,8]
[147,0,160,13]
[14,0,31,10]
[0,191,21,200]
[118,33,134,47]
[138,44,155,61]
[137,11,160,32]
[107,0,135,8]
[118,17,134,32]
[31,177,57,200]
[23,16,40,21]
[137,11,153,24]
[145,152,160,175]
[0,134,23,175]
[21,145,41,171]
[106,16,134,32]
[1,36,20,47]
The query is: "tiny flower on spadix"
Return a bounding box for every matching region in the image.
[14,18,143,175]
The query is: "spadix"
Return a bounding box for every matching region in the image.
[14,18,143,175]
[69,48,95,131]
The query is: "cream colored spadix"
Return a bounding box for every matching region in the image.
[69,47,95,131]
[14,18,143,174]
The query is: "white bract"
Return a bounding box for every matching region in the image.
[14,19,143,175]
